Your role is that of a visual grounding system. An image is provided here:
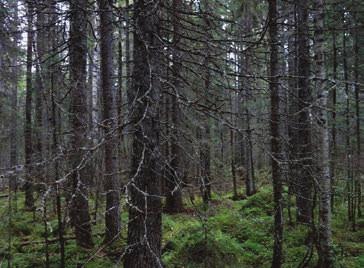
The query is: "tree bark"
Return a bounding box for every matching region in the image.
[98,0,121,244]
[24,1,34,210]
[9,0,19,193]
[295,0,312,224]
[353,7,361,219]
[68,0,93,248]
[164,0,184,214]
[313,0,335,265]
[269,0,283,266]
[342,18,354,226]
[199,0,212,204]
[34,0,46,187]
[330,29,337,212]
[124,0,163,267]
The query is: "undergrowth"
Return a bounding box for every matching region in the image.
[0,184,362,267]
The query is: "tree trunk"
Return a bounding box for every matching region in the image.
[295,0,312,224]
[239,8,256,196]
[24,1,34,210]
[287,2,299,223]
[34,0,46,188]
[199,0,212,204]
[68,0,93,249]
[164,0,184,214]
[124,0,163,267]
[9,0,19,193]
[313,0,334,266]
[330,29,337,212]
[342,19,354,226]
[98,0,121,244]
[353,10,361,219]
[269,1,283,266]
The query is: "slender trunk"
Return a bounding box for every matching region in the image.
[342,21,354,226]
[124,1,163,266]
[117,20,124,178]
[51,76,65,267]
[230,122,237,198]
[331,30,337,212]
[164,0,184,213]
[48,0,66,264]
[269,1,283,266]
[240,8,256,196]
[353,12,361,218]
[34,0,46,188]
[123,0,131,166]
[42,196,50,268]
[98,0,121,243]
[10,0,19,195]
[200,0,212,204]
[230,75,237,198]
[125,0,130,93]
[288,2,298,222]
[69,0,93,248]
[7,177,12,268]
[24,2,34,210]
[313,1,334,265]
[244,40,255,195]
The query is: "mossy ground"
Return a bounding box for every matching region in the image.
[0,184,362,267]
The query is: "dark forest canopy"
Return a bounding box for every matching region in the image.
[0,0,363,267]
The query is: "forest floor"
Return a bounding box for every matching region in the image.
[0,180,363,267]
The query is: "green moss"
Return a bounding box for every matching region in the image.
[163,227,244,268]
[0,184,362,267]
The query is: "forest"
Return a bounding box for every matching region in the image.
[0,0,363,267]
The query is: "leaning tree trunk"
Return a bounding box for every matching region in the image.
[24,1,34,210]
[124,0,163,267]
[98,0,121,243]
[313,0,335,266]
[68,0,93,249]
[269,0,283,266]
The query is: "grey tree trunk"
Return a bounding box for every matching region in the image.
[98,0,121,243]
[313,0,335,266]
[68,0,93,248]
[124,0,163,266]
